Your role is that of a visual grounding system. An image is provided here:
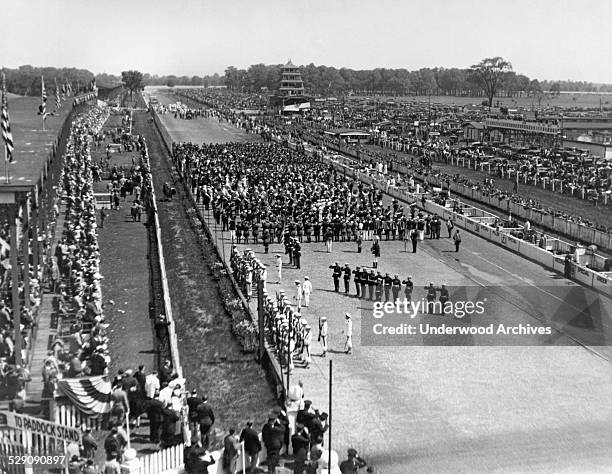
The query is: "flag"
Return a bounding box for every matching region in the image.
[54,78,61,112]
[1,72,14,163]
[38,76,47,119]
[56,375,112,417]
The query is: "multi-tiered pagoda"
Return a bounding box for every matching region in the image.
[279,60,305,96]
[271,59,310,114]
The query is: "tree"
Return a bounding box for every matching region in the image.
[121,70,144,99]
[470,57,513,106]
[550,82,561,95]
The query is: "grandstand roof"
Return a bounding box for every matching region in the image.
[0,96,71,193]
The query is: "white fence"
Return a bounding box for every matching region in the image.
[51,398,102,430]
[133,441,247,474]
[137,442,184,474]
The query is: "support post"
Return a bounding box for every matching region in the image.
[9,203,22,366]
[257,280,264,362]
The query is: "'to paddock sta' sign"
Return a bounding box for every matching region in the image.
[0,411,81,443]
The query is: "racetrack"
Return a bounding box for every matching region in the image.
[154,90,612,473]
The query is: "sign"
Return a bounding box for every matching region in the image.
[1,412,81,444]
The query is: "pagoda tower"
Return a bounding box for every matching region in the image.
[279,59,305,96]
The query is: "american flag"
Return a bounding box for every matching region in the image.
[38,76,48,119]
[54,78,61,112]
[1,72,14,163]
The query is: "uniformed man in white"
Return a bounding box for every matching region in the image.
[302,276,313,307]
[344,313,353,354]
[275,254,283,283]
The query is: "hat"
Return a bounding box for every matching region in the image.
[295,280,300,284]
[345,313,351,319]
[408,275,412,279]
[320,316,327,321]
[304,276,309,280]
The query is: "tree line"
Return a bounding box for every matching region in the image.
[3,65,97,96]
[220,62,612,97]
[5,62,611,100]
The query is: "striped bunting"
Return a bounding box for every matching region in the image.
[56,375,112,417]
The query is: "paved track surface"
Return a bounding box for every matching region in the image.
[155,91,612,473]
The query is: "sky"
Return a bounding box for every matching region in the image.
[1,0,611,83]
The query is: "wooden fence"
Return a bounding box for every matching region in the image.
[50,398,102,430]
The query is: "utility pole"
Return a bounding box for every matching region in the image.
[328,359,333,474]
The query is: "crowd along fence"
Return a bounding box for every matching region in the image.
[317,137,612,253]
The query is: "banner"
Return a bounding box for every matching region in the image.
[56,375,112,417]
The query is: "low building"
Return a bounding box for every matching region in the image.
[463,121,486,142]
[324,128,371,143]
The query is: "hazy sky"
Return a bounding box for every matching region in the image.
[1,0,610,82]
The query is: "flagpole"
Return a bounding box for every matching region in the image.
[3,144,8,184]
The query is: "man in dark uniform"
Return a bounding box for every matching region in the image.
[329,262,341,292]
[410,228,418,253]
[391,275,401,302]
[439,284,450,307]
[402,276,414,302]
[286,235,294,266]
[343,263,351,294]
[383,273,393,302]
[293,239,302,269]
[313,221,321,243]
[425,282,437,314]
[359,268,368,299]
[375,272,384,302]
[353,266,361,298]
[305,220,312,243]
[368,270,377,300]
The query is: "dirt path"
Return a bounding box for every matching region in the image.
[132,111,276,449]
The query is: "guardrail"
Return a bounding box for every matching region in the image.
[319,136,612,252]
[319,151,612,298]
[146,142,183,378]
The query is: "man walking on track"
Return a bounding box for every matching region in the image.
[453,230,462,252]
[344,313,353,354]
[318,316,328,357]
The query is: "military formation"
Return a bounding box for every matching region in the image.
[172,142,456,253]
[328,261,415,302]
